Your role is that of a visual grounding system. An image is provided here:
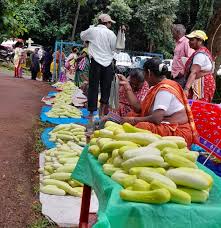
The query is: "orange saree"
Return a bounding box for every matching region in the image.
[129,79,198,147]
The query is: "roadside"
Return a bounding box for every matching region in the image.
[0,72,55,227]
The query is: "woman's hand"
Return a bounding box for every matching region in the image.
[122,117,136,125]
[117,74,131,90]
[117,74,127,82]
[184,88,189,97]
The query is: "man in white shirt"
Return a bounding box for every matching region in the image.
[80,14,117,117]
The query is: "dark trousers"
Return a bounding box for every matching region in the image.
[88,59,114,112]
[31,70,38,80]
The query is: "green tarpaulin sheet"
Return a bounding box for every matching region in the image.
[72,146,221,228]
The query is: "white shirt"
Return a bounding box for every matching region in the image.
[193,53,213,72]
[114,52,132,66]
[80,25,117,67]
[152,91,184,116]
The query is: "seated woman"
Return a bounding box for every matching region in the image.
[119,58,198,147]
[184,30,215,103]
[114,69,149,116]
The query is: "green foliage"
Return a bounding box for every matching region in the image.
[134,0,178,53]
[0,0,217,59]
[0,0,27,42]
[107,0,133,24]
[193,0,214,30]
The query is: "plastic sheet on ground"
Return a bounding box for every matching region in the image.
[39,153,98,227]
[40,106,99,125]
[48,91,58,97]
[41,127,56,149]
[72,146,221,228]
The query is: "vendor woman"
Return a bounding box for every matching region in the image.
[119,58,198,147]
[114,69,149,116]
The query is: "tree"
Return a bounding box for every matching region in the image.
[71,0,88,41]
[0,0,30,42]
[134,0,178,57]
[107,0,133,25]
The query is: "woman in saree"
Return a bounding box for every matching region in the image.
[75,41,90,87]
[13,42,23,78]
[184,30,215,103]
[115,69,149,116]
[119,58,198,147]
[65,47,78,80]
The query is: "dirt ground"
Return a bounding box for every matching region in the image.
[0,72,52,227]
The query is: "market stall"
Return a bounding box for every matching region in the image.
[72,146,221,228]
[37,80,221,228]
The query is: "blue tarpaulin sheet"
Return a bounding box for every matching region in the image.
[41,127,56,149]
[47,91,58,97]
[40,106,98,125]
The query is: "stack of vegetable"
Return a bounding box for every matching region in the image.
[49,123,86,147]
[52,81,77,91]
[88,121,213,205]
[46,103,82,118]
[39,143,83,196]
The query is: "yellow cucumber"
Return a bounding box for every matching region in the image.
[129,167,166,175]
[98,129,114,138]
[122,123,151,133]
[150,180,191,205]
[122,154,164,170]
[103,164,121,176]
[178,187,209,203]
[166,168,211,190]
[114,133,159,146]
[50,172,72,181]
[112,149,119,159]
[40,185,66,196]
[131,179,150,191]
[41,179,81,196]
[111,172,136,188]
[101,141,137,153]
[118,145,139,157]
[96,138,113,149]
[147,140,178,151]
[113,156,124,167]
[120,189,171,204]
[123,147,161,160]
[104,121,122,128]
[162,148,198,162]
[139,169,177,189]
[88,145,100,157]
[164,153,197,168]
[68,180,83,188]
[98,153,109,164]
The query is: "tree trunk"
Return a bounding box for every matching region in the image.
[207,5,221,75]
[71,1,81,41]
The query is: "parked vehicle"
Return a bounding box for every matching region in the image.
[0,45,14,63]
[162,59,173,72]
[217,66,221,76]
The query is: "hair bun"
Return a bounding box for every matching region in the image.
[161,64,168,75]
[158,63,165,72]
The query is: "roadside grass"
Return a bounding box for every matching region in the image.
[28,217,56,228]
[28,120,57,228]
[34,120,55,153]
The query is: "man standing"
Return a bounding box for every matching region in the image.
[171,24,194,87]
[80,14,117,117]
[30,48,40,80]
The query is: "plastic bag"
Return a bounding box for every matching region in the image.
[109,75,119,110]
[116,27,125,50]
[37,71,42,79]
